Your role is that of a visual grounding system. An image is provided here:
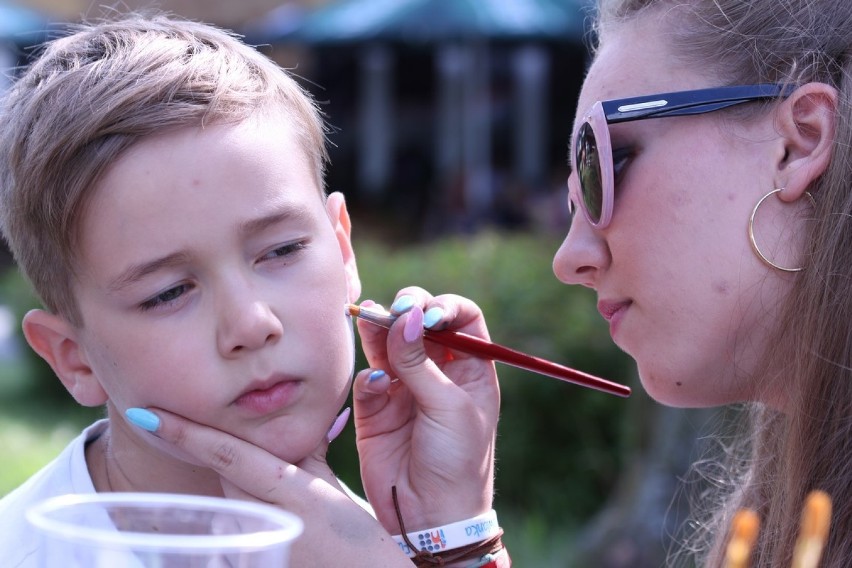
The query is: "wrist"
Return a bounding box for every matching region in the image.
[398,490,494,534]
[385,484,493,536]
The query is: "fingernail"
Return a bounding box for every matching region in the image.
[423,306,444,329]
[368,369,387,382]
[126,407,160,432]
[326,407,351,443]
[390,295,415,314]
[403,305,424,343]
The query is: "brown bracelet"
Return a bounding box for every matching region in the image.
[391,486,507,567]
[415,532,505,567]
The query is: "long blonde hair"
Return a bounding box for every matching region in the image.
[594,1,852,566]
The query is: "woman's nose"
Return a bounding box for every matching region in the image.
[552,209,607,288]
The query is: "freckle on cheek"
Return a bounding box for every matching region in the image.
[676,381,682,387]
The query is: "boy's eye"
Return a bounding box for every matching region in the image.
[261,241,307,261]
[140,283,191,311]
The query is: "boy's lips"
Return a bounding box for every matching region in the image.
[233,375,302,415]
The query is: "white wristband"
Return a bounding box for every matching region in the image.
[391,510,500,558]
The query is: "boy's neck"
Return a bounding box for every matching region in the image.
[86,419,224,496]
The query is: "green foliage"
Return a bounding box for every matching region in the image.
[0,357,102,494]
[0,269,66,400]
[0,394,101,495]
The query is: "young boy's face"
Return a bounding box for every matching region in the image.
[70,110,359,465]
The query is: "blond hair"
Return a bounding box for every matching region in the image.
[0,14,328,325]
[595,1,852,566]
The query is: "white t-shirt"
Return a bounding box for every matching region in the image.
[0,419,373,567]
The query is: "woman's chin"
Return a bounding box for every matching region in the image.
[637,368,698,408]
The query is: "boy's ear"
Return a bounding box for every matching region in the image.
[775,82,838,202]
[325,191,361,302]
[21,309,108,407]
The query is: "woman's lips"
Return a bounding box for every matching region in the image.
[597,300,631,335]
[233,379,301,415]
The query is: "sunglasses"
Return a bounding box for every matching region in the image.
[570,83,796,228]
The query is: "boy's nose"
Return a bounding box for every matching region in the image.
[217,294,283,357]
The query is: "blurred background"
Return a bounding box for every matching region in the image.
[1,1,721,565]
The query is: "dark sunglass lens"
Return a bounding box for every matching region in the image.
[575,122,603,223]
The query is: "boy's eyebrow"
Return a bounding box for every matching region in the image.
[106,205,313,293]
[238,206,310,237]
[107,252,192,293]
[107,252,189,292]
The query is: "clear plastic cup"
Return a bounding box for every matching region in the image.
[26,492,303,567]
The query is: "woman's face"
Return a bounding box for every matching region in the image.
[553,16,798,407]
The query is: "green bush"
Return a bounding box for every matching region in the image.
[0,268,66,401]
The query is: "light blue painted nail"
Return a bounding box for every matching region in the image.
[368,369,387,382]
[390,295,415,313]
[423,307,444,329]
[126,407,160,432]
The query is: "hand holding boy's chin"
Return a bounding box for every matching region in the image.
[124,407,413,566]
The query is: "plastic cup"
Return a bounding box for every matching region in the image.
[26,492,303,567]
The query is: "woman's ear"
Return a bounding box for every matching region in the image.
[775,82,838,202]
[325,191,362,302]
[21,309,108,407]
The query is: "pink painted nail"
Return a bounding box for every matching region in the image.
[326,407,351,443]
[403,305,424,343]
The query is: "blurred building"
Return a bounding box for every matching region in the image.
[241,0,591,238]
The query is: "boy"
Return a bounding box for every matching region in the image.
[0,14,506,567]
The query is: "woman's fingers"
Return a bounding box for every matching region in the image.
[353,290,500,423]
[354,300,393,371]
[352,368,394,418]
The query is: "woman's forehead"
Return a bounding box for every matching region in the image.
[574,16,702,125]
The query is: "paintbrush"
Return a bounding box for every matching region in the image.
[348,303,631,397]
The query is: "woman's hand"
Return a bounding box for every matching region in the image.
[132,409,412,567]
[352,288,501,534]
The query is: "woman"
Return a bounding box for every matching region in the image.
[553,1,851,565]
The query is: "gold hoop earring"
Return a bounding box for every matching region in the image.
[748,188,815,272]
